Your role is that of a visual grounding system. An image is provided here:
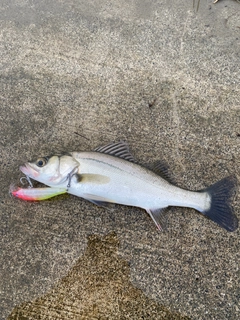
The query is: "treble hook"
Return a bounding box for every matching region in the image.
[66,167,79,188]
[20,176,33,188]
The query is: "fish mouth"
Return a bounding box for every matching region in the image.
[20,163,39,178]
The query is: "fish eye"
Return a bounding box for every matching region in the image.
[36,157,48,167]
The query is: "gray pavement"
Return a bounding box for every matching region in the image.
[1,0,240,319]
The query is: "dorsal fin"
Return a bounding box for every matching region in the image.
[150,161,175,185]
[94,141,136,162]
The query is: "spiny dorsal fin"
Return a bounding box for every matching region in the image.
[94,141,136,162]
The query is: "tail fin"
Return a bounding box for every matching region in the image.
[202,176,238,232]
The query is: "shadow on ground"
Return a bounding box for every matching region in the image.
[8,233,190,320]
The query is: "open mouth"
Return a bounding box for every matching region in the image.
[19,163,39,178]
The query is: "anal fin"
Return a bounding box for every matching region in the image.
[146,207,168,231]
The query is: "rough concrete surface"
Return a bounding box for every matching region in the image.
[0,0,239,319]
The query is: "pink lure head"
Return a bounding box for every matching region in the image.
[11,187,39,201]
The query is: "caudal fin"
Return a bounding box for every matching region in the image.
[202,176,238,232]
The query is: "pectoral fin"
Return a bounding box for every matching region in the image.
[76,174,110,184]
[146,207,168,231]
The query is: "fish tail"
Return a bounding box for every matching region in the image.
[202,176,238,232]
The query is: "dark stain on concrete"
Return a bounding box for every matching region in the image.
[8,233,190,320]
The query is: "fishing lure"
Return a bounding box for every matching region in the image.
[11,185,67,201]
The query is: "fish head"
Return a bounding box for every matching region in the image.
[20,155,80,186]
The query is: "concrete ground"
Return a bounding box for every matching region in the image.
[0,0,239,319]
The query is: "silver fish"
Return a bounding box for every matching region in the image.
[19,141,238,231]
